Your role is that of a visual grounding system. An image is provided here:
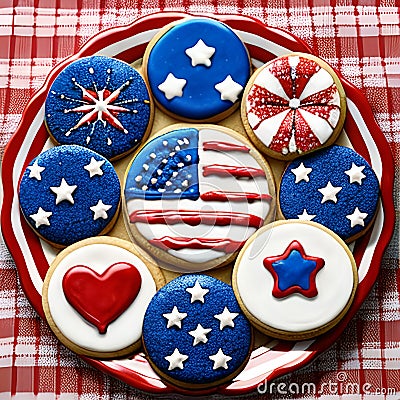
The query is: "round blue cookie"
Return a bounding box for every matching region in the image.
[144,18,251,121]
[279,145,380,242]
[142,274,252,388]
[19,145,121,247]
[45,56,152,160]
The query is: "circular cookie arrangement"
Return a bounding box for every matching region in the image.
[17,16,381,391]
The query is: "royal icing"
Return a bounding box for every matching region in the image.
[234,221,356,334]
[124,126,274,271]
[62,262,142,334]
[46,241,157,353]
[142,274,252,386]
[146,18,250,120]
[19,145,120,247]
[45,56,152,159]
[279,145,380,241]
[244,54,343,157]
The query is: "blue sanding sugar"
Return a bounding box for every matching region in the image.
[142,274,252,386]
[45,56,151,159]
[279,145,380,240]
[18,145,121,246]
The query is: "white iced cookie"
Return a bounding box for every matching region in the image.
[232,220,357,340]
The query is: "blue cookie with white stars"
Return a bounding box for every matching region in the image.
[45,56,153,160]
[144,18,251,121]
[279,145,380,242]
[19,145,121,247]
[142,274,252,388]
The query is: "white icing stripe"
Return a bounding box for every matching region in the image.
[254,68,290,100]
[167,248,226,265]
[11,106,46,295]
[299,68,335,101]
[297,108,333,145]
[94,29,160,57]
[252,109,290,146]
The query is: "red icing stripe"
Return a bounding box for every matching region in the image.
[203,141,250,153]
[202,165,265,178]
[149,237,246,253]
[200,191,272,202]
[130,210,264,228]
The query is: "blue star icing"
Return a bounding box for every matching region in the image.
[279,145,380,241]
[142,274,252,387]
[263,241,325,298]
[146,18,251,120]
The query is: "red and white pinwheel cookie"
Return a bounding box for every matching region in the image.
[242,53,346,160]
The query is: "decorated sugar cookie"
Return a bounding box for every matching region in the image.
[143,18,251,121]
[45,56,153,160]
[18,145,121,247]
[42,237,165,358]
[279,145,380,242]
[242,53,346,160]
[123,124,276,272]
[142,274,252,389]
[233,220,358,340]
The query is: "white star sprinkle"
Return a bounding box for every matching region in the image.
[27,160,45,181]
[165,348,188,370]
[318,181,342,204]
[29,207,52,228]
[209,348,232,370]
[185,39,216,67]
[50,178,77,205]
[163,306,187,329]
[90,200,112,220]
[214,307,238,330]
[158,73,187,100]
[84,157,105,178]
[188,324,212,346]
[214,75,243,103]
[186,280,209,303]
[345,163,366,185]
[297,209,316,221]
[346,207,368,228]
[291,162,312,183]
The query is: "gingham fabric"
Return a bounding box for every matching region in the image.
[0,1,399,399]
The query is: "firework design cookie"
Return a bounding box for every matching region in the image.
[18,145,121,247]
[142,274,252,388]
[233,220,358,340]
[143,18,251,121]
[279,145,380,242]
[43,237,165,358]
[45,56,153,160]
[242,53,346,160]
[124,124,275,272]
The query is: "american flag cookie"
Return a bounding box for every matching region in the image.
[18,145,121,247]
[142,18,251,122]
[278,145,380,242]
[142,274,252,389]
[232,220,358,341]
[242,53,346,160]
[123,124,276,272]
[42,236,165,358]
[45,56,153,160]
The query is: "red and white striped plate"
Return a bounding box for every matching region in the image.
[1,12,395,396]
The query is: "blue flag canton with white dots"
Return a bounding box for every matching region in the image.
[143,274,252,386]
[125,128,199,200]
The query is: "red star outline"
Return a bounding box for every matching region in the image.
[263,240,325,299]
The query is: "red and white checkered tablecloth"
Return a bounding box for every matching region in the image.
[0,1,399,398]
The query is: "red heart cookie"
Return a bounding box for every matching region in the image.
[62,262,142,334]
